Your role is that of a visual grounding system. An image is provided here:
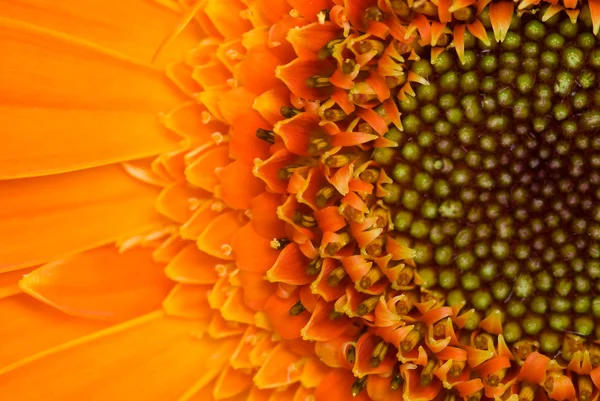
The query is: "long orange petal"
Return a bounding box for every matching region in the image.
[20,245,172,321]
[0,165,165,270]
[0,17,188,179]
[0,294,111,368]
[0,312,238,401]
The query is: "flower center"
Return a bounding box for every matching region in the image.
[381,12,600,351]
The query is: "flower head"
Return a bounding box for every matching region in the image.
[3,0,600,400]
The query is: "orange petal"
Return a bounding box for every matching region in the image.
[264,293,310,340]
[233,222,280,273]
[267,243,313,285]
[489,2,514,42]
[314,368,370,401]
[254,86,292,125]
[250,192,287,239]
[236,44,283,94]
[311,259,348,302]
[453,24,466,65]
[0,294,111,368]
[475,356,511,378]
[185,145,231,192]
[165,244,222,284]
[213,365,252,399]
[354,332,396,377]
[547,375,576,401]
[254,148,297,194]
[157,181,210,224]
[454,379,484,398]
[254,344,303,389]
[219,87,259,125]
[180,200,223,240]
[230,111,272,163]
[386,235,417,260]
[287,22,342,60]
[256,0,292,24]
[238,270,277,311]
[365,73,391,102]
[219,160,265,210]
[591,0,600,35]
[301,301,353,341]
[519,352,550,384]
[590,366,600,389]
[403,367,442,401]
[198,210,245,260]
[0,312,238,401]
[20,245,172,321]
[204,0,253,40]
[478,309,503,335]
[276,58,336,101]
[275,112,322,156]
[0,17,189,179]
[467,19,490,46]
[288,0,332,22]
[331,87,356,115]
[330,131,378,147]
[0,164,165,270]
[162,283,212,319]
[314,206,346,232]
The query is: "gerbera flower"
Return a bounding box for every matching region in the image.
[3,0,600,400]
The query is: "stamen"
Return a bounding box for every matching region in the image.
[329,310,344,320]
[277,164,305,180]
[325,232,351,255]
[359,267,384,289]
[365,237,385,257]
[396,265,414,286]
[359,168,380,183]
[562,334,585,361]
[513,340,537,365]
[280,106,300,118]
[401,327,422,353]
[293,212,317,228]
[351,377,367,397]
[307,137,330,155]
[391,0,411,18]
[316,185,337,208]
[357,296,379,316]
[474,333,493,350]
[323,108,348,122]
[395,293,415,315]
[270,238,290,250]
[370,340,389,367]
[355,40,385,56]
[449,360,466,377]
[390,366,403,390]
[578,376,593,401]
[453,6,475,22]
[328,266,348,287]
[306,258,323,276]
[420,358,436,386]
[486,368,506,386]
[325,154,352,168]
[346,345,356,364]
[466,390,483,401]
[306,75,332,88]
[519,383,536,401]
[342,59,356,75]
[364,6,385,22]
[289,301,306,316]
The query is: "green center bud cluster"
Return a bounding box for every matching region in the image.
[373,11,600,348]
